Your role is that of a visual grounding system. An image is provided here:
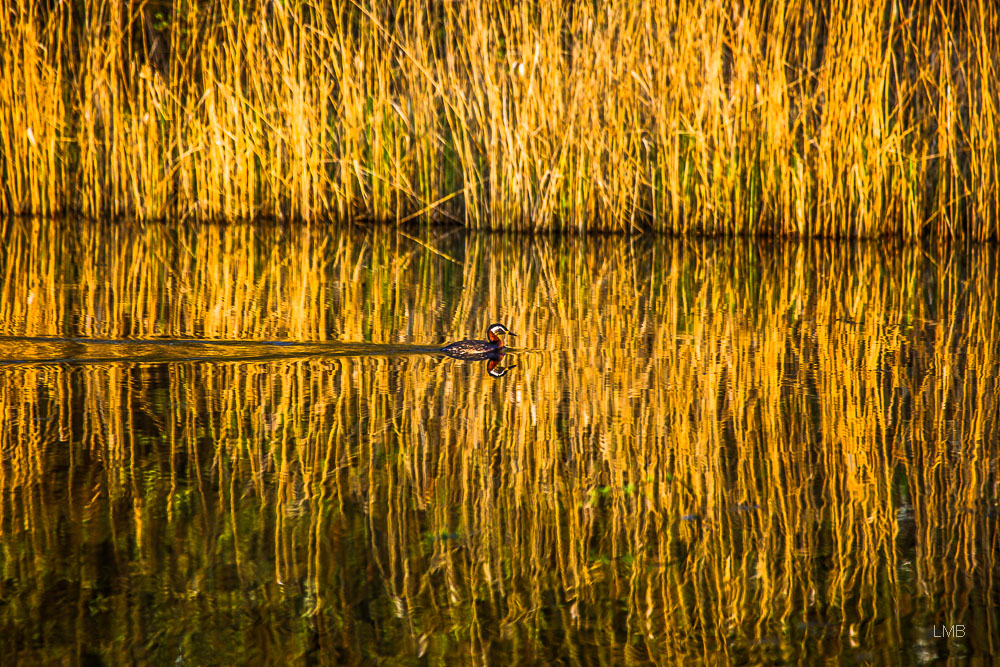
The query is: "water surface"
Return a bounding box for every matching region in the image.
[0,219,997,663]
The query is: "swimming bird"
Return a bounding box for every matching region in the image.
[441,323,516,359]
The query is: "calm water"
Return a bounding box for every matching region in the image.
[0,219,997,664]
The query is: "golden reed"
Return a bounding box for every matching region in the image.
[0,218,996,661]
[2,0,999,236]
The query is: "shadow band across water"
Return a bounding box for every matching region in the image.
[0,335,519,375]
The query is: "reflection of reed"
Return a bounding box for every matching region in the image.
[0,219,997,661]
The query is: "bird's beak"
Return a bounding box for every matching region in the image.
[508,331,517,337]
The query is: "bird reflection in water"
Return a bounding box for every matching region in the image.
[485,356,516,377]
[443,348,516,377]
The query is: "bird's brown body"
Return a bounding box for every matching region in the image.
[441,323,516,359]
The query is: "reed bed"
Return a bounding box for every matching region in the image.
[2,0,999,236]
[0,218,997,662]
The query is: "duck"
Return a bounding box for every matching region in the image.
[441,323,516,359]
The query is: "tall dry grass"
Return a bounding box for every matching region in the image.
[0,218,997,661]
[1,0,999,236]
